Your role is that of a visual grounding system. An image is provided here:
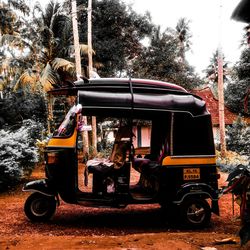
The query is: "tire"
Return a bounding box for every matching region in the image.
[179,198,211,228]
[24,192,57,222]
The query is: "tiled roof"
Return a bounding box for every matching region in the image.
[192,87,237,125]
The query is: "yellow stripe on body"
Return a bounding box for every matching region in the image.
[162,156,216,166]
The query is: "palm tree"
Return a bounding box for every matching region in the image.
[0,0,29,36]
[175,17,192,63]
[29,0,76,92]
[29,0,93,93]
[205,49,229,85]
[0,0,31,92]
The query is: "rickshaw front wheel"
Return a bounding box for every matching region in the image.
[24,192,56,222]
[180,198,211,228]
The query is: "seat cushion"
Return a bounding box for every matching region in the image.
[133,158,151,173]
[88,164,114,175]
[87,158,114,175]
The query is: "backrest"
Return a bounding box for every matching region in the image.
[109,126,132,169]
[150,117,170,164]
[157,138,169,165]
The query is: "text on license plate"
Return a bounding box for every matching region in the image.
[183,168,200,180]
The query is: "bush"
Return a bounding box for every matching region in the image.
[97,140,114,158]
[0,119,43,191]
[217,150,249,172]
[0,92,46,128]
[217,117,250,172]
[227,117,250,156]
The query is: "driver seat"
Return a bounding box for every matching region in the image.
[133,138,168,174]
[87,126,132,174]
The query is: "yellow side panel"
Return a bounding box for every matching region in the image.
[47,129,77,148]
[162,156,216,166]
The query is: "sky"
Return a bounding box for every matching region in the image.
[126,0,246,75]
[39,0,246,76]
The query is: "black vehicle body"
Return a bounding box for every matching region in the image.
[23,78,220,227]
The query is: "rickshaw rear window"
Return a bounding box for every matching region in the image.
[172,113,215,156]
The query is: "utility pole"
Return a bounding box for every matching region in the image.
[217,46,226,157]
[88,0,93,76]
[72,0,89,156]
[218,1,226,157]
[88,0,97,155]
[72,0,81,80]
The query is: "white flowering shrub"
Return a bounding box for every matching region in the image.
[217,150,249,172]
[0,120,43,191]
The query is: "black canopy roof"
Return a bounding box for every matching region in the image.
[75,78,208,117]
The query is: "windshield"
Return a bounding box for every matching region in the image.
[54,104,82,137]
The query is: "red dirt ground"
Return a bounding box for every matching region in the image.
[0,165,249,250]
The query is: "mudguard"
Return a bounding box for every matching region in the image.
[22,179,56,197]
[173,182,220,215]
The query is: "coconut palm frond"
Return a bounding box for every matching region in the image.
[40,26,54,48]
[1,58,11,71]
[19,70,37,84]
[52,14,71,38]
[41,63,59,92]
[80,44,96,55]
[79,44,89,55]
[39,51,50,65]
[33,2,43,16]
[8,0,30,15]
[0,34,21,46]
[13,69,38,92]
[44,1,61,29]
[51,58,75,73]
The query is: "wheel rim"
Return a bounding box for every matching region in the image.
[30,197,50,217]
[186,203,206,224]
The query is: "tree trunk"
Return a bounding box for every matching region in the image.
[218,47,226,157]
[88,0,97,155]
[72,0,89,156]
[47,94,54,134]
[72,0,82,80]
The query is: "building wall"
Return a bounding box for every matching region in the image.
[133,126,151,148]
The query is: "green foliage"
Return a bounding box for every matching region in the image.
[131,27,202,89]
[31,1,76,90]
[0,92,46,127]
[226,116,250,156]
[76,0,202,89]
[225,48,250,115]
[0,120,43,192]
[176,18,192,49]
[77,0,153,76]
[0,0,29,35]
[216,150,249,172]
[97,141,113,158]
[236,48,250,80]
[225,78,250,115]
[1,0,204,92]
[175,17,192,62]
[204,49,229,85]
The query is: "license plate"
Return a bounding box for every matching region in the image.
[183,168,200,180]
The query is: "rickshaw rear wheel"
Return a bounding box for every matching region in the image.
[24,192,56,222]
[180,198,211,228]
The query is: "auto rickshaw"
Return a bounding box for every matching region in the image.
[23,78,220,228]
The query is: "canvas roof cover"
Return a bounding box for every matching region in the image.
[76,78,208,117]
